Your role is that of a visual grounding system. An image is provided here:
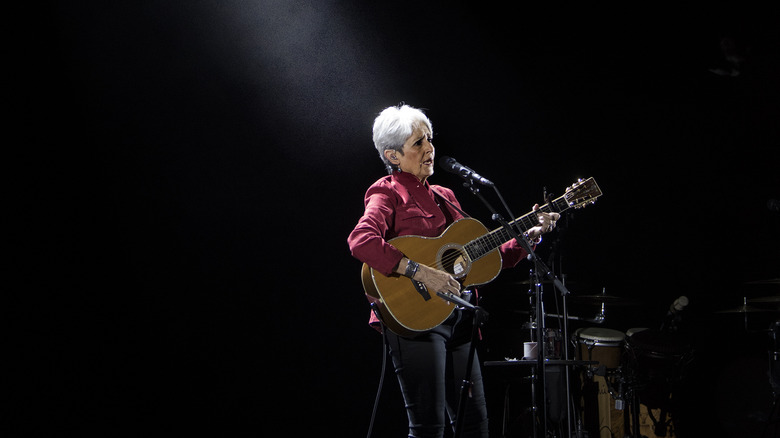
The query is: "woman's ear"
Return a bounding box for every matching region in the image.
[384,149,399,164]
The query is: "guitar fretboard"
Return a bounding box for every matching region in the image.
[464,197,569,261]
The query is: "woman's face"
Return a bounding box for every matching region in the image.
[394,125,435,182]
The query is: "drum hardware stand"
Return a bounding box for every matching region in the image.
[761,319,780,438]
[596,366,641,438]
[619,364,642,438]
[619,344,645,438]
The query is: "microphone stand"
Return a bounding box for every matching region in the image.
[460,177,577,438]
[437,292,489,438]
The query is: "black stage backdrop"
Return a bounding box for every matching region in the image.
[11,2,780,437]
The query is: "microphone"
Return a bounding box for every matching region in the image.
[589,313,606,324]
[660,296,688,332]
[438,156,494,186]
[668,296,689,316]
[661,295,688,333]
[589,301,606,324]
[436,291,477,310]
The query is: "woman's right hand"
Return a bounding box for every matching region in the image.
[413,262,462,297]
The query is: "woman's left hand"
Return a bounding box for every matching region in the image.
[527,204,560,241]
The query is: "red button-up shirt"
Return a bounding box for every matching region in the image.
[348,171,531,326]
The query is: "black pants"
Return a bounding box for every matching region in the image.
[385,310,489,438]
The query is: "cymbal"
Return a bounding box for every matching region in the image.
[715,304,778,314]
[748,295,780,303]
[507,279,553,285]
[570,294,630,302]
[508,279,575,285]
[745,278,780,285]
[571,295,624,301]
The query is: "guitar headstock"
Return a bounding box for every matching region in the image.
[564,177,602,209]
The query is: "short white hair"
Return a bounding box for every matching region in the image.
[372,104,433,173]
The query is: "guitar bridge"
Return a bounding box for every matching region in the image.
[411,279,432,301]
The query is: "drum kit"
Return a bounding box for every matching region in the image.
[484,276,780,438]
[712,279,780,438]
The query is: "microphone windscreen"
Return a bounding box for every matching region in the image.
[438,156,456,171]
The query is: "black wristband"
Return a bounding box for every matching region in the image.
[404,260,419,279]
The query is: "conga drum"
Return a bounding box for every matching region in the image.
[575,327,626,438]
[576,327,626,370]
[627,328,691,406]
[625,327,692,437]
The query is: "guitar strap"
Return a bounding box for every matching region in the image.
[430,187,471,220]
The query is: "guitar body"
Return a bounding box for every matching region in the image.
[362,217,502,337]
[359,177,602,337]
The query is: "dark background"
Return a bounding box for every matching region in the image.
[12,2,780,437]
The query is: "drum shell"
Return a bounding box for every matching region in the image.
[544,328,563,359]
[574,328,627,437]
[575,327,626,369]
[626,328,690,377]
[626,328,691,410]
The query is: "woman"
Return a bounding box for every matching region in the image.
[348,104,558,438]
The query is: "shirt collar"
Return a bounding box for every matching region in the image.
[392,170,430,190]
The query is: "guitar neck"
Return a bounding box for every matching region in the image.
[465,195,570,261]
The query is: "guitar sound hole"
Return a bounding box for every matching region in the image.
[439,248,469,278]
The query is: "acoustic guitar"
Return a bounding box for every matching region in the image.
[361,177,602,336]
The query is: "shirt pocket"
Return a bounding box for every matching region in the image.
[395,203,442,236]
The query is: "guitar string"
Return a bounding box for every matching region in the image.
[410,197,568,273]
[408,182,600,274]
[412,221,527,271]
